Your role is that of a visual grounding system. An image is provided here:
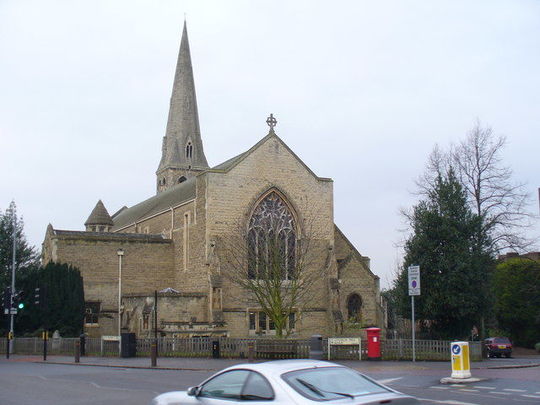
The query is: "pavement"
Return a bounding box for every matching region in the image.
[6,353,540,373]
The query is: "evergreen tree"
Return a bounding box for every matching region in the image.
[493,258,540,347]
[394,169,493,339]
[15,263,85,337]
[0,201,40,290]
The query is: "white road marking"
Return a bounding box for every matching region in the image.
[430,386,449,390]
[417,398,479,405]
[458,389,479,392]
[522,394,540,399]
[377,377,403,384]
[489,391,511,395]
[503,388,527,392]
[472,386,496,389]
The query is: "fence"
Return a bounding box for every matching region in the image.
[383,339,482,361]
[0,336,481,361]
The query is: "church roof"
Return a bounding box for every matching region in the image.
[85,200,114,226]
[49,228,170,243]
[112,176,196,231]
[111,129,332,231]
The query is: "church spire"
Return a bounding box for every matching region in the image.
[157,21,208,194]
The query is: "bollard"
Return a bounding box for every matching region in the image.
[451,341,471,379]
[43,330,48,361]
[74,340,80,363]
[79,334,86,357]
[212,340,220,359]
[151,343,157,367]
[247,342,254,363]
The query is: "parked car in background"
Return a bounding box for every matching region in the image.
[150,359,419,404]
[485,337,513,358]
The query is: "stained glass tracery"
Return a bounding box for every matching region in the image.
[248,192,296,280]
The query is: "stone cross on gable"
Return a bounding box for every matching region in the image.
[266,113,277,131]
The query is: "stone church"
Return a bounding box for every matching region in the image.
[42,23,384,338]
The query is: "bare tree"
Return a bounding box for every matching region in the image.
[217,192,327,338]
[452,122,533,252]
[413,122,533,253]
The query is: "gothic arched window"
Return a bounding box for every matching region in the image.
[186,142,193,159]
[347,293,362,322]
[247,192,296,280]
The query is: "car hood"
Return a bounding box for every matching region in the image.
[150,391,191,405]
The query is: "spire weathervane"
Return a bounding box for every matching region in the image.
[266,113,277,131]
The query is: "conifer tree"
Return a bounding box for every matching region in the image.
[0,201,40,290]
[15,263,85,337]
[394,168,493,339]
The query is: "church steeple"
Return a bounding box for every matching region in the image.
[157,21,208,194]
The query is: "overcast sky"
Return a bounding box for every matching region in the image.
[1,0,539,289]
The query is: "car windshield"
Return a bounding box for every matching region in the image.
[493,337,510,344]
[282,366,390,401]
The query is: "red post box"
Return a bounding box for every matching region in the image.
[366,327,381,360]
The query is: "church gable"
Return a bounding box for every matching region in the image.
[209,133,331,183]
[204,133,335,241]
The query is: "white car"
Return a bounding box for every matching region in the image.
[150,359,419,404]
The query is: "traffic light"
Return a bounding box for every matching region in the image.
[2,286,11,312]
[12,290,24,310]
[35,285,48,309]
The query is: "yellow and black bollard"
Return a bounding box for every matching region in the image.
[42,330,48,361]
[6,331,14,359]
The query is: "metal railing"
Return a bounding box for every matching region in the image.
[0,336,482,361]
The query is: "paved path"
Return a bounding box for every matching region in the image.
[8,353,539,372]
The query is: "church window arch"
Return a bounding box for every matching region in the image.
[186,141,193,159]
[178,176,187,184]
[347,293,362,323]
[247,191,296,280]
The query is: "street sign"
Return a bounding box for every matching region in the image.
[408,265,420,296]
[9,308,17,315]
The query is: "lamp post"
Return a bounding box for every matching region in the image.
[117,248,124,356]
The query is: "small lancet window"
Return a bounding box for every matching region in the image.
[178,176,187,184]
[186,142,193,159]
[347,293,362,323]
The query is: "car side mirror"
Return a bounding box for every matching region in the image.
[187,386,199,397]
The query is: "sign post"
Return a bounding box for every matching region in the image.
[327,337,361,360]
[408,265,420,362]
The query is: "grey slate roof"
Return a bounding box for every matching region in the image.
[210,151,247,171]
[52,229,169,242]
[85,200,114,226]
[110,132,331,231]
[112,176,196,231]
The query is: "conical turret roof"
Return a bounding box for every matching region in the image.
[85,200,114,226]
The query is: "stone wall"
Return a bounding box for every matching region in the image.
[205,135,336,337]
[333,226,383,333]
[42,229,175,336]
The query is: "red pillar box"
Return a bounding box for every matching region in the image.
[366,327,381,360]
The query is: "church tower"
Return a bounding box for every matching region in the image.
[156,22,208,194]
